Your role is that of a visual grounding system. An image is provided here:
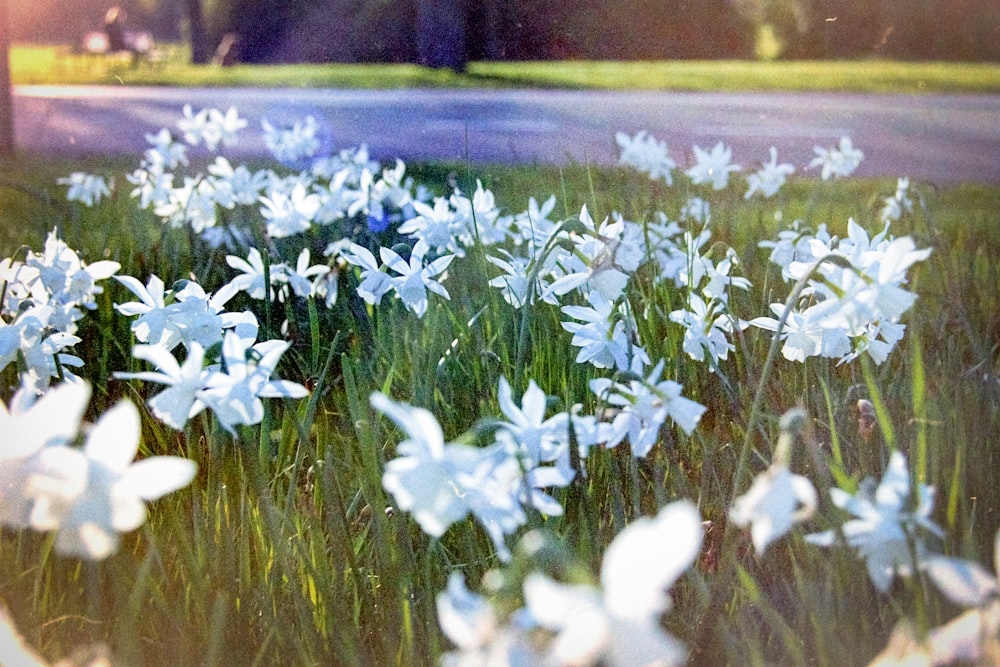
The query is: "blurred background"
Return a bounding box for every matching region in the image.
[6,0,1000,69]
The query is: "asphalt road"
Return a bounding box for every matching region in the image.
[11,85,1000,184]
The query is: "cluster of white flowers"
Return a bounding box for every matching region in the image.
[751,217,931,364]
[29,106,954,666]
[0,230,120,392]
[113,273,308,434]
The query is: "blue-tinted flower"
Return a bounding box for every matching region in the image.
[806,451,943,593]
[744,147,795,199]
[809,136,864,180]
[261,115,321,164]
[58,172,112,207]
[616,130,676,185]
[685,141,741,190]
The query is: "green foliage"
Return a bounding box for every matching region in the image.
[11,45,1000,93]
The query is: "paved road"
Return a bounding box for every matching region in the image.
[12,86,1000,183]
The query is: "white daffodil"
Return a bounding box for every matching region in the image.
[744,146,795,200]
[0,382,90,528]
[115,343,210,430]
[590,359,706,457]
[496,376,570,467]
[198,332,308,435]
[616,130,677,185]
[806,450,944,593]
[685,141,741,190]
[57,172,112,207]
[380,239,455,318]
[524,500,703,666]
[730,465,817,555]
[341,242,393,305]
[25,397,197,560]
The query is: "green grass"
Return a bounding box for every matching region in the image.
[1,147,999,666]
[10,43,1000,93]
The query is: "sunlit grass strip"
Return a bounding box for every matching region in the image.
[9,44,1000,94]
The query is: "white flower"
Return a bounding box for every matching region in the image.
[380,239,455,318]
[685,141,740,190]
[114,343,210,430]
[730,465,817,555]
[486,249,532,309]
[259,182,321,239]
[114,273,179,348]
[590,359,706,457]
[669,293,740,365]
[808,136,864,180]
[437,573,498,652]
[198,332,308,435]
[524,500,703,666]
[262,115,321,164]
[744,147,795,199]
[0,382,90,528]
[806,450,944,593]
[58,172,112,207]
[340,243,393,305]
[280,248,330,299]
[616,130,676,185]
[372,392,487,537]
[495,376,570,468]
[25,396,197,560]
[561,292,645,373]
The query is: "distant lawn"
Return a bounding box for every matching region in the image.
[10,43,1000,94]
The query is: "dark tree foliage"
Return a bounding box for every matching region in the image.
[6,0,1000,63]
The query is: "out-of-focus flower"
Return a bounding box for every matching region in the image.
[806,450,944,593]
[685,141,741,190]
[437,572,498,652]
[616,130,677,185]
[259,182,321,239]
[730,465,817,555]
[523,500,703,666]
[178,105,246,151]
[879,177,914,224]
[58,172,112,207]
[262,115,321,164]
[25,394,197,560]
[809,136,864,180]
[744,147,795,199]
[0,382,89,528]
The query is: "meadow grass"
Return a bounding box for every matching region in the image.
[0,145,999,666]
[10,43,1000,94]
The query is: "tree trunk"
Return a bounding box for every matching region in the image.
[186,0,210,65]
[416,0,469,71]
[0,0,14,155]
